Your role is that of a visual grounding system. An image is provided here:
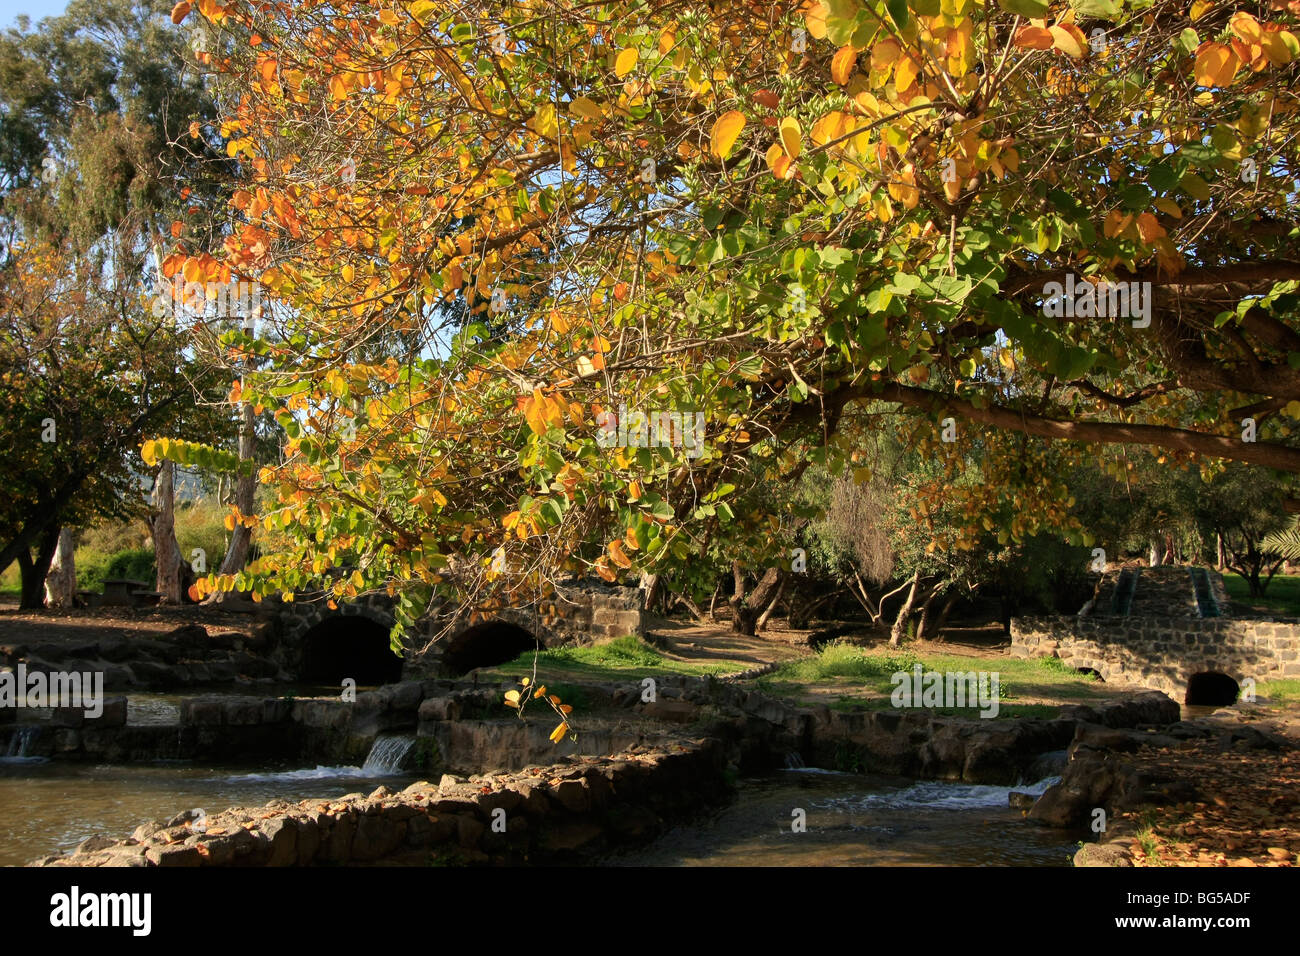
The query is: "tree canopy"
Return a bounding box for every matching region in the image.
[154,0,1300,637]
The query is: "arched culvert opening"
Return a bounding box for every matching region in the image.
[1185,671,1239,706]
[1076,667,1104,681]
[442,621,538,676]
[301,616,402,685]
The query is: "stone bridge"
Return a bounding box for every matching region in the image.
[1011,566,1300,704]
[265,581,646,685]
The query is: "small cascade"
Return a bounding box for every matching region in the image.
[783,752,806,770]
[361,734,415,774]
[2,726,41,761]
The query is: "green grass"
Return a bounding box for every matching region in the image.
[1222,573,1300,616]
[1257,678,1300,703]
[755,641,1109,717]
[482,634,734,683]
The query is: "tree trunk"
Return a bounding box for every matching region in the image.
[209,400,256,602]
[19,525,60,610]
[755,573,787,633]
[151,460,184,603]
[934,589,962,639]
[708,581,722,622]
[916,583,946,641]
[43,527,77,608]
[640,572,661,613]
[729,563,784,636]
[678,593,708,624]
[889,571,921,647]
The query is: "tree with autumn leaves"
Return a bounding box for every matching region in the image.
[149,0,1300,653]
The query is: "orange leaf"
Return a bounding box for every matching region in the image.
[831,45,858,85]
[1195,42,1239,87]
[170,1,191,24]
[1014,26,1054,51]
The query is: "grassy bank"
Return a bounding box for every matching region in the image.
[480,634,737,683]
[755,641,1114,718]
[1222,573,1300,616]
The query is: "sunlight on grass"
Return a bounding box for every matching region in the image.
[483,634,733,681]
[756,641,1108,716]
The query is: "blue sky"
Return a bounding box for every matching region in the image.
[2,0,68,30]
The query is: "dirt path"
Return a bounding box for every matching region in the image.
[642,617,813,669]
[0,603,265,654]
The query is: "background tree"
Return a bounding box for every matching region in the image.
[0,0,230,607]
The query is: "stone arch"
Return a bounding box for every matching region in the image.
[1185,671,1239,706]
[439,619,541,676]
[300,613,403,685]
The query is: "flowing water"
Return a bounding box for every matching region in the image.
[2,717,1073,868]
[0,737,419,867]
[605,770,1076,866]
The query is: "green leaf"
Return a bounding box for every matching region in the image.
[1174,28,1199,56]
[999,0,1050,17]
[1071,0,1122,18]
[886,0,910,28]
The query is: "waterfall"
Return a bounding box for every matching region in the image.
[3,726,41,761]
[783,751,806,770]
[361,734,415,774]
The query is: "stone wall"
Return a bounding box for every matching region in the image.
[266,581,646,680]
[1010,614,1300,697]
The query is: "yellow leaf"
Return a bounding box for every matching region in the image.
[549,722,568,743]
[1190,0,1213,20]
[533,684,547,699]
[1049,25,1085,58]
[504,690,520,704]
[614,47,639,78]
[778,117,802,159]
[1230,12,1262,45]
[410,0,436,24]
[831,45,858,85]
[571,96,603,121]
[805,1,829,40]
[894,56,918,92]
[521,677,531,687]
[341,263,355,283]
[871,39,901,72]
[1153,197,1183,219]
[710,110,747,160]
[1259,30,1297,66]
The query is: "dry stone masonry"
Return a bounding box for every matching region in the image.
[1012,566,1299,700]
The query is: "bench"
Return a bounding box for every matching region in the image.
[102,579,151,607]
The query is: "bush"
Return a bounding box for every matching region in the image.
[104,548,156,584]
